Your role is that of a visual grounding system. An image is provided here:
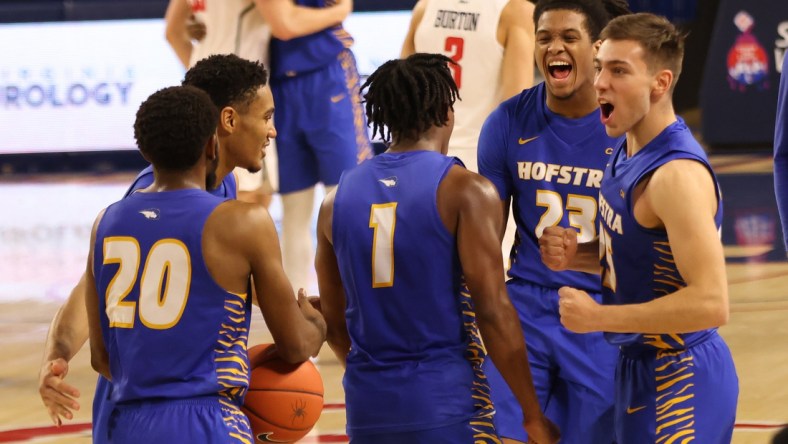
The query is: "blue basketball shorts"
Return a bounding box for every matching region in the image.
[615,332,739,443]
[91,376,114,444]
[482,279,618,443]
[106,396,253,444]
[349,414,500,444]
[272,49,372,194]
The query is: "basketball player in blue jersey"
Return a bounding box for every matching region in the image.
[541,13,739,443]
[774,51,788,253]
[38,54,276,437]
[315,54,559,444]
[254,0,372,293]
[84,85,325,443]
[476,1,629,442]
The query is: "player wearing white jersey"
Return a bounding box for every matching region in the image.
[166,0,270,69]
[401,0,534,172]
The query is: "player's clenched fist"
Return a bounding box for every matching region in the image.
[539,226,578,271]
[557,287,601,333]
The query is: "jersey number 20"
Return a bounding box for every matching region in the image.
[103,237,191,329]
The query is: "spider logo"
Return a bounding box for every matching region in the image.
[291,399,307,425]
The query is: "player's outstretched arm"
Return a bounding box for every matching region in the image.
[498,0,535,101]
[567,160,729,334]
[228,203,326,363]
[314,189,351,368]
[164,0,195,69]
[440,166,560,444]
[399,0,427,58]
[254,0,351,41]
[85,210,111,380]
[539,226,600,274]
[38,274,89,425]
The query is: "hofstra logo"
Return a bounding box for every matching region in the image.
[0,66,133,108]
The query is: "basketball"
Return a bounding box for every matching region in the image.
[242,343,324,443]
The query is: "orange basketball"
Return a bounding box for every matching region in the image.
[242,343,324,443]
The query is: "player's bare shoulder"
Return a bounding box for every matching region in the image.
[441,164,502,212]
[205,200,276,248]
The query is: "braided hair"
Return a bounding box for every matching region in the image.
[361,53,459,144]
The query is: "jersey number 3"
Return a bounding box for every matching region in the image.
[445,37,464,88]
[103,237,191,330]
[369,203,397,288]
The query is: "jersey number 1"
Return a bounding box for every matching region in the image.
[445,37,464,88]
[369,203,397,288]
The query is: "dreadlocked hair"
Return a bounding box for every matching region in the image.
[361,53,459,144]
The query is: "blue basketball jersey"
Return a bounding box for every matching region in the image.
[599,119,723,349]
[270,0,353,79]
[124,165,238,199]
[332,151,490,435]
[478,83,620,291]
[93,171,240,443]
[93,190,252,407]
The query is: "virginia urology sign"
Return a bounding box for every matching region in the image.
[0,11,410,154]
[0,19,185,153]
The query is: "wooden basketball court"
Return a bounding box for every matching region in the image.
[0,155,786,443]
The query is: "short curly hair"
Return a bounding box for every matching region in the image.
[534,0,631,41]
[361,53,459,144]
[133,85,218,171]
[182,54,269,112]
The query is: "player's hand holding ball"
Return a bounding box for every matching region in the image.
[539,226,578,271]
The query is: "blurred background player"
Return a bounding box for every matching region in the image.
[476,0,630,442]
[165,0,275,207]
[774,45,788,256]
[315,54,559,444]
[401,0,536,264]
[85,85,325,443]
[255,0,371,293]
[400,0,535,173]
[542,13,738,442]
[38,54,276,440]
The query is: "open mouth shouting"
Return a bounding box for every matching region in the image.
[599,100,614,125]
[547,60,573,81]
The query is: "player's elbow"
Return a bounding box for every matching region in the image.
[270,28,297,41]
[699,285,730,328]
[268,20,299,41]
[707,297,730,327]
[164,27,183,47]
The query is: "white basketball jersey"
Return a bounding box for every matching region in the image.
[189,0,271,67]
[414,0,506,156]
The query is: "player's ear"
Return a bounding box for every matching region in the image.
[205,131,218,160]
[651,69,673,100]
[219,106,236,133]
